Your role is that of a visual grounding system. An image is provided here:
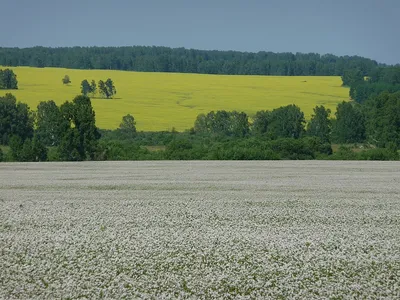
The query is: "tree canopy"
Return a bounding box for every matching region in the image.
[0,69,18,89]
[0,46,382,76]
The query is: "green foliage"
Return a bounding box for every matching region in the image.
[269,105,305,139]
[364,91,400,147]
[58,95,100,160]
[332,102,365,143]
[251,110,271,136]
[118,114,137,138]
[57,128,82,161]
[194,110,249,137]
[341,68,364,87]
[0,93,34,145]
[62,75,71,85]
[80,79,91,96]
[98,79,116,99]
[359,148,399,161]
[330,145,399,161]
[105,78,116,97]
[348,67,400,103]
[307,106,332,142]
[8,134,47,162]
[97,140,163,161]
[329,145,359,160]
[81,79,98,97]
[9,135,23,161]
[0,147,3,162]
[0,69,18,89]
[36,100,69,146]
[90,80,97,97]
[0,46,380,76]
[252,105,305,139]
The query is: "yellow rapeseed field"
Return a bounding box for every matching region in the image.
[1,67,349,131]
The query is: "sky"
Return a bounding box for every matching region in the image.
[1,0,399,64]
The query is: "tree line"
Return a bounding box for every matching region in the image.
[1,90,399,162]
[342,66,400,103]
[0,46,382,76]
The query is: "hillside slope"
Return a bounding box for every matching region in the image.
[1,67,349,131]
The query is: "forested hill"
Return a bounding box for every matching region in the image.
[0,46,382,76]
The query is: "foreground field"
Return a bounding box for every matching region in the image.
[0,161,399,298]
[2,67,349,130]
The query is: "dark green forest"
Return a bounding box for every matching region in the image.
[0,46,381,76]
[343,66,400,103]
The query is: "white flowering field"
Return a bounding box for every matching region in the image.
[1,161,399,299]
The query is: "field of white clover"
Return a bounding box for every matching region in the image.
[0,161,399,299]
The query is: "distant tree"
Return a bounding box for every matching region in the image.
[81,79,91,96]
[62,75,71,85]
[364,91,400,148]
[57,95,100,160]
[9,135,23,161]
[306,105,332,142]
[251,110,272,136]
[230,111,250,137]
[36,100,69,146]
[98,80,108,98]
[267,105,305,139]
[0,69,18,89]
[118,114,137,138]
[31,135,48,161]
[57,128,82,161]
[193,110,249,137]
[194,114,209,134]
[9,134,47,162]
[341,68,364,87]
[90,80,97,97]
[0,147,3,162]
[332,101,365,143]
[0,93,34,145]
[105,78,116,98]
[119,114,136,132]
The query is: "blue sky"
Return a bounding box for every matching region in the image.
[1,0,399,64]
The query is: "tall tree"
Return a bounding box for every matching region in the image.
[268,105,305,139]
[251,110,272,136]
[98,80,108,98]
[36,100,69,146]
[118,114,137,138]
[81,79,91,96]
[306,105,332,142]
[0,93,34,144]
[105,78,116,98]
[90,80,97,97]
[364,91,400,147]
[57,95,100,160]
[0,69,18,89]
[332,101,366,143]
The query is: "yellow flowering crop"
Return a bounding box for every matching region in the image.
[2,67,349,131]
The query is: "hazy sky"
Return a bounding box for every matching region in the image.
[1,0,399,64]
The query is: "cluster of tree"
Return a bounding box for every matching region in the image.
[1,91,399,162]
[0,69,18,89]
[0,94,100,161]
[62,75,71,85]
[0,46,382,76]
[81,78,116,98]
[0,94,33,144]
[343,66,400,103]
[100,93,400,161]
